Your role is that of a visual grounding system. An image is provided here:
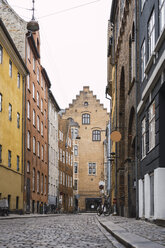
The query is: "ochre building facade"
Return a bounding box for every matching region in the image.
[62,86,109,211]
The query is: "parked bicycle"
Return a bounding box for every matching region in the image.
[97,203,111,216]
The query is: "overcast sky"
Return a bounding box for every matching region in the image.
[7,0,112,111]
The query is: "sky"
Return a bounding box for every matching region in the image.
[7,0,112,111]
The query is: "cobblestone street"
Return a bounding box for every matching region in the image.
[0,214,123,248]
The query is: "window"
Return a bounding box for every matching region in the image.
[41,99,43,113]
[27,131,30,149]
[45,144,47,163]
[41,145,44,161]
[17,113,20,128]
[149,101,155,151]
[159,0,165,34]
[33,168,35,191]
[148,10,155,58]
[17,73,20,88]
[74,162,78,174]
[27,42,30,60]
[41,122,43,136]
[142,118,146,158]
[9,104,12,121]
[44,110,46,127]
[41,75,43,88]
[8,150,11,167]
[41,174,43,194]
[88,163,96,175]
[84,101,88,106]
[27,101,30,119]
[82,113,90,124]
[37,116,40,131]
[37,171,40,193]
[33,57,35,72]
[33,83,35,99]
[44,176,47,195]
[37,91,39,107]
[0,45,3,64]
[63,151,65,163]
[74,180,77,190]
[74,145,78,156]
[0,145,2,162]
[0,94,2,112]
[33,136,36,154]
[141,40,146,81]
[37,67,40,83]
[92,130,101,141]
[74,128,78,139]
[60,149,62,162]
[27,161,30,173]
[66,151,68,164]
[27,75,30,91]
[9,60,12,77]
[33,109,35,126]
[141,0,145,11]
[17,155,20,171]
[37,142,40,157]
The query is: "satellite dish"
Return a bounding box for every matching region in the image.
[111,131,121,142]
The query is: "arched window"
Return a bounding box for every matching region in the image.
[82,113,90,124]
[92,130,101,141]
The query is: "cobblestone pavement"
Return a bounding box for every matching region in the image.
[0,214,123,248]
[100,215,165,247]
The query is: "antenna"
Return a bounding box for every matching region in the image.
[27,0,39,32]
[32,0,35,20]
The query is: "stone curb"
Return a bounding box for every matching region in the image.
[0,214,60,221]
[96,216,165,248]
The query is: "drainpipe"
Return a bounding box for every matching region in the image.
[22,76,25,213]
[114,62,117,215]
[135,0,139,219]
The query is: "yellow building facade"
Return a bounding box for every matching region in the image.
[0,19,28,212]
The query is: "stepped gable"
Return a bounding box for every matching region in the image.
[63,86,108,114]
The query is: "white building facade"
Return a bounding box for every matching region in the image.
[48,91,60,209]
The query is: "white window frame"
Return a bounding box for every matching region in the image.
[9,104,12,121]
[149,101,155,151]
[92,130,101,141]
[159,0,165,34]
[141,118,146,158]
[141,39,146,81]
[88,162,96,175]
[37,115,40,131]
[37,91,39,107]
[9,60,12,77]
[41,99,43,113]
[41,121,43,136]
[17,112,20,128]
[141,0,146,11]
[27,101,30,119]
[17,73,20,88]
[37,67,40,83]
[33,109,35,126]
[27,74,30,90]
[148,10,155,58]
[33,136,36,154]
[37,141,40,157]
[27,131,30,149]
[41,145,44,161]
[33,83,35,99]
[74,145,78,156]
[82,113,90,124]
[74,162,78,174]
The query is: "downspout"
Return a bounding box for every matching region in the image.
[22,76,25,213]
[135,0,139,219]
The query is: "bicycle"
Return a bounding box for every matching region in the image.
[97,203,111,216]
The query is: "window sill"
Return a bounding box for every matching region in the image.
[145,53,155,75]
[154,27,165,53]
[141,155,146,161]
